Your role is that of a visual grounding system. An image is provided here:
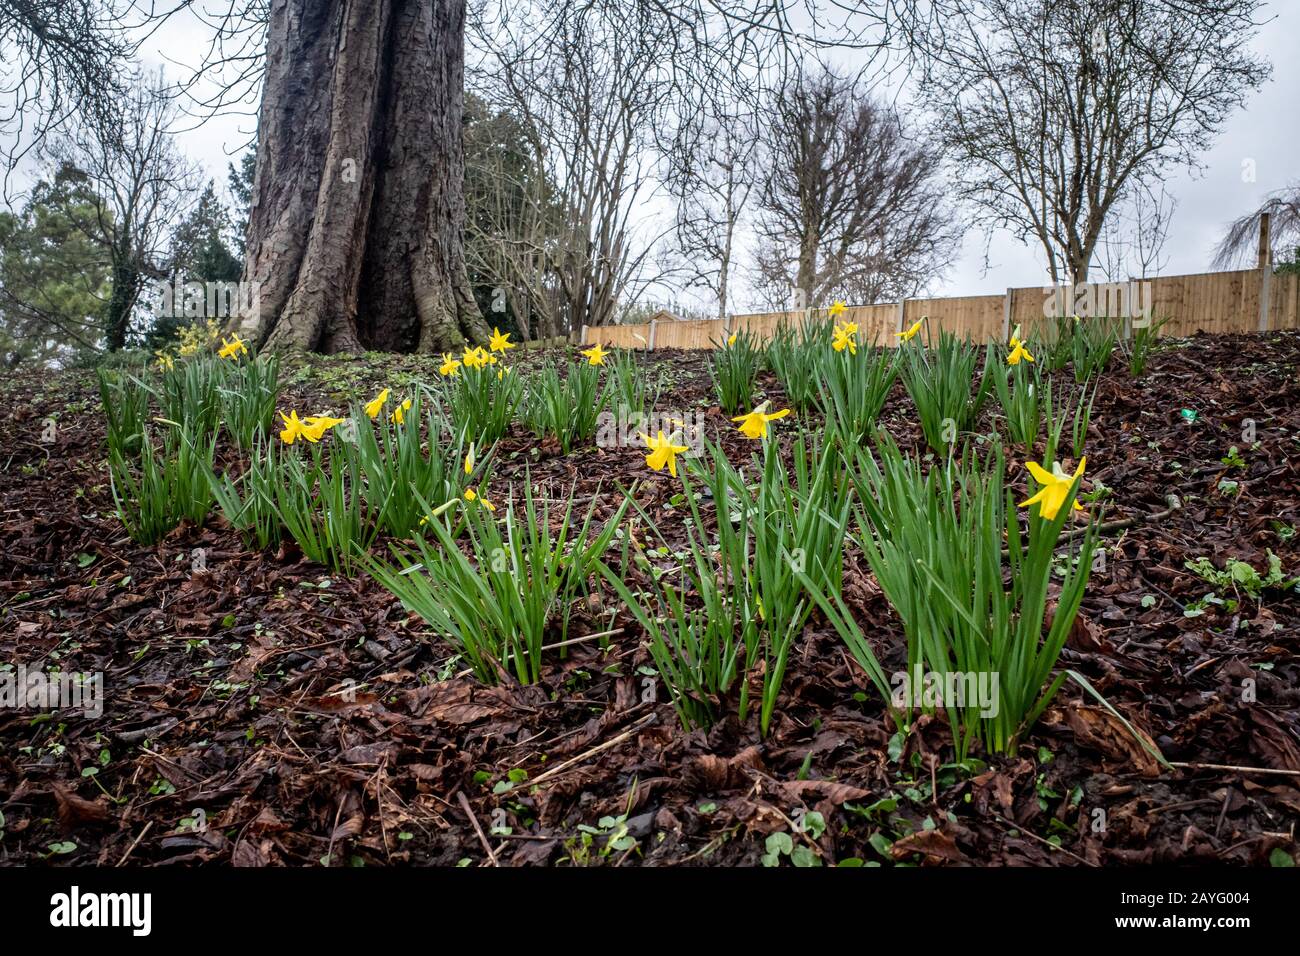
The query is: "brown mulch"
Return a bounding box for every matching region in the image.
[1,331,1298,867]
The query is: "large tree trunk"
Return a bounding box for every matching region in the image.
[235,0,487,354]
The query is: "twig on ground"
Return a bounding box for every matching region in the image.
[530,712,657,788]
[116,821,153,866]
[457,790,499,867]
[990,813,1096,867]
[1170,761,1300,778]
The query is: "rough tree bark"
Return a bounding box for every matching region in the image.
[235,0,489,353]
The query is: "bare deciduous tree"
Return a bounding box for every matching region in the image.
[666,105,761,321]
[753,64,955,310]
[1098,180,1177,280]
[916,0,1270,284]
[46,69,199,351]
[469,1,684,334]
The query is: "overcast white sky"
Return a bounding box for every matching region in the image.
[123,0,1300,308]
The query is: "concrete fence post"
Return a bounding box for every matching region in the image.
[1259,265,1273,333]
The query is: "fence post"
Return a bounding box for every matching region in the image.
[647,319,657,352]
[580,324,589,346]
[895,299,906,338]
[1258,212,1273,332]
[1259,266,1273,332]
[1123,277,1134,341]
[1002,289,1012,342]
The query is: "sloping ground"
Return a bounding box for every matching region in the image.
[1,333,1297,867]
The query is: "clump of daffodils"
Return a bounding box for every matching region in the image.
[154,318,227,369]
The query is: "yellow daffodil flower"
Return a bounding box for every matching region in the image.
[497,367,510,380]
[464,444,476,475]
[640,430,689,477]
[896,317,925,342]
[582,343,608,366]
[279,410,307,444]
[218,334,248,360]
[1020,457,1086,520]
[489,327,515,353]
[732,402,792,439]
[464,346,495,369]
[154,352,174,372]
[727,332,738,346]
[439,352,461,376]
[832,323,857,354]
[301,414,345,442]
[390,398,413,424]
[365,388,390,419]
[1007,337,1034,365]
[828,300,847,318]
[464,487,495,511]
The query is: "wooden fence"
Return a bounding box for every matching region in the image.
[580,267,1300,351]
